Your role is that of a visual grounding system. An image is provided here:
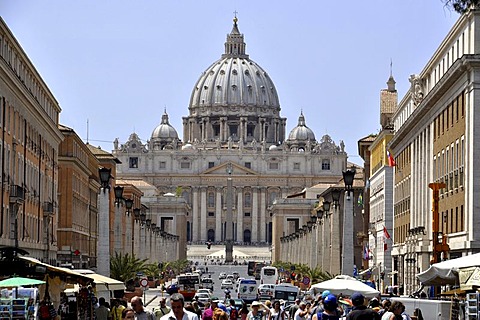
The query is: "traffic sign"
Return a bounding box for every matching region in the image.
[140,278,149,288]
[303,276,310,285]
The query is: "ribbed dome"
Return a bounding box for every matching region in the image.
[288,112,316,141]
[151,111,178,140]
[189,17,280,114]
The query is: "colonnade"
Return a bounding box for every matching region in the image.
[190,186,271,243]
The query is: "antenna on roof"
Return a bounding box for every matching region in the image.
[86,119,89,143]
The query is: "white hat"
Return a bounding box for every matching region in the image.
[251,301,261,307]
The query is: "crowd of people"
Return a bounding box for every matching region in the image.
[92,291,425,320]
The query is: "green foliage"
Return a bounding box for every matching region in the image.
[273,261,334,285]
[443,0,480,13]
[110,252,149,282]
[144,263,160,279]
[175,186,183,197]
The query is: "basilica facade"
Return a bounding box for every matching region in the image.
[113,18,348,244]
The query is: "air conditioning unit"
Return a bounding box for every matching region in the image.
[9,185,25,204]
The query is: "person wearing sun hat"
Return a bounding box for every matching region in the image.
[247,301,270,320]
[345,292,380,320]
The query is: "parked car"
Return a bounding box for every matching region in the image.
[201,277,214,291]
[219,272,227,280]
[257,284,275,300]
[197,288,213,296]
[221,279,234,289]
[194,292,211,304]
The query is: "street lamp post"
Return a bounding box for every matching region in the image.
[113,186,124,253]
[98,167,112,276]
[341,167,356,276]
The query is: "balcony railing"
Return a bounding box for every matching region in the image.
[9,185,25,204]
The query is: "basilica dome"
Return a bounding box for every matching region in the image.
[288,112,316,141]
[189,17,280,114]
[183,17,286,145]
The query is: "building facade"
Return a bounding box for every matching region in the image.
[57,125,100,268]
[364,76,397,292]
[113,17,348,245]
[0,17,63,265]
[389,8,480,295]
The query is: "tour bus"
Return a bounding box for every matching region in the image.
[176,273,201,299]
[260,266,278,285]
[273,283,299,305]
[247,261,266,278]
[237,279,258,304]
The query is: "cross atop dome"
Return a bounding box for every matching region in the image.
[222,14,248,58]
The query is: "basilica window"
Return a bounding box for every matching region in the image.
[322,159,330,170]
[129,157,138,168]
[269,192,277,205]
[244,162,251,169]
[208,212,215,217]
[208,162,215,168]
[159,161,166,169]
[180,162,191,169]
[269,162,279,170]
[244,193,251,207]
[208,192,215,207]
[244,212,251,217]
[293,162,300,170]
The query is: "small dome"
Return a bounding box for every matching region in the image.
[288,112,315,141]
[151,110,178,141]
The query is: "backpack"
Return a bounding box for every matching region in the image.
[230,308,238,320]
[316,311,339,320]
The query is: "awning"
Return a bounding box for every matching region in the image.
[73,270,125,292]
[416,253,480,285]
[19,256,93,285]
[82,273,125,291]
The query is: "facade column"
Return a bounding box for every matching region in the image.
[215,187,222,242]
[200,187,207,242]
[330,207,341,274]
[342,192,354,276]
[260,188,266,242]
[237,189,243,242]
[252,187,259,242]
[97,189,110,276]
[114,204,123,253]
[192,187,199,242]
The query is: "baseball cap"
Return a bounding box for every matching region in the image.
[350,292,365,306]
[321,290,331,298]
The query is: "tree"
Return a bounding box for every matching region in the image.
[443,0,480,13]
[110,252,149,282]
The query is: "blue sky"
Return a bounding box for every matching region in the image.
[1,1,460,164]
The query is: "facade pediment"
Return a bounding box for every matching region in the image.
[202,161,257,175]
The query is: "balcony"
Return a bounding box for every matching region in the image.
[9,185,25,204]
[43,202,54,217]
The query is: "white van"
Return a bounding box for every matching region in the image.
[237,279,257,303]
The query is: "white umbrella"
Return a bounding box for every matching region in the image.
[416,253,480,285]
[310,275,380,298]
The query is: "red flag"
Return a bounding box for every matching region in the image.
[383,226,391,239]
[387,151,396,167]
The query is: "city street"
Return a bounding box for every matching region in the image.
[141,245,270,312]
